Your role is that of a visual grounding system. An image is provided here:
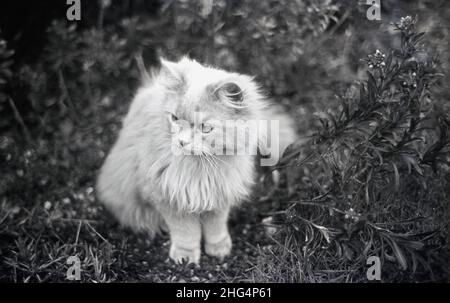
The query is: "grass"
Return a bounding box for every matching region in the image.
[0,95,279,282]
[1,2,449,283]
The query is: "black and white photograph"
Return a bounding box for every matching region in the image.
[0,0,449,289]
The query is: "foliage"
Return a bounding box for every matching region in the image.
[0,1,449,282]
[256,16,450,282]
[0,31,14,126]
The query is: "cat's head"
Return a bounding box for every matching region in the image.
[156,57,267,157]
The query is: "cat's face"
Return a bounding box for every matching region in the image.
[159,58,265,157]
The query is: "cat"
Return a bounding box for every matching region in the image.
[96,57,297,264]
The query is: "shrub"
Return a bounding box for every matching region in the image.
[0,30,14,128]
[254,16,450,282]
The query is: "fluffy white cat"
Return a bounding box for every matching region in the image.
[96,57,296,264]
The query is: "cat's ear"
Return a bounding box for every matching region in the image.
[160,58,183,81]
[159,58,185,91]
[215,82,244,106]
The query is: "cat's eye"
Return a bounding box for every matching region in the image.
[200,123,213,133]
[170,114,179,121]
[223,83,243,103]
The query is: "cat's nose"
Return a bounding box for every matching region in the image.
[177,129,192,147]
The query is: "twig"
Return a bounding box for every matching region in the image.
[85,221,110,245]
[74,220,82,245]
[58,68,80,123]
[7,97,32,144]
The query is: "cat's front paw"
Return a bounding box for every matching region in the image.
[205,234,232,259]
[169,244,201,265]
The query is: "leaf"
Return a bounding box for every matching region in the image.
[392,163,400,191]
[367,71,378,102]
[402,155,423,176]
[341,99,350,120]
[412,32,425,44]
[342,243,354,261]
[363,239,373,255]
[385,51,393,69]
[411,252,418,273]
[390,239,408,270]
[384,134,398,147]
[310,222,331,243]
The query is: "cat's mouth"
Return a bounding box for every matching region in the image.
[173,142,207,156]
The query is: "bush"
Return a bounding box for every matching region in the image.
[0,30,14,126]
[254,16,450,282]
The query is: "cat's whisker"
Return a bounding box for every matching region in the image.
[208,155,221,169]
[195,151,212,171]
[211,154,228,166]
[200,154,210,171]
[203,154,218,170]
[204,153,220,170]
[205,152,229,169]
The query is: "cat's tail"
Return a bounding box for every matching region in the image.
[258,104,299,166]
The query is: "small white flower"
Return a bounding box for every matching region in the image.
[44,201,52,210]
[86,187,94,195]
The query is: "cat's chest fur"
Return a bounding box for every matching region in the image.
[140,149,256,213]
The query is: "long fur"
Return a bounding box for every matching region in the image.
[96,57,296,237]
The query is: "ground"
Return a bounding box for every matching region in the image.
[0,95,280,283]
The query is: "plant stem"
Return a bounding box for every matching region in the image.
[7,97,32,144]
